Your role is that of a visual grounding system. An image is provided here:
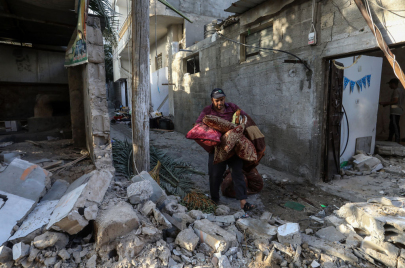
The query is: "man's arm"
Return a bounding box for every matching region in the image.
[380,98,398,107]
[195,107,210,124]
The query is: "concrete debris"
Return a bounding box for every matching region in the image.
[172,212,195,227]
[236,218,277,239]
[215,205,231,216]
[153,208,172,229]
[131,171,167,206]
[375,141,405,156]
[127,180,153,204]
[260,211,272,221]
[12,242,30,262]
[33,231,69,249]
[0,246,13,263]
[84,204,98,221]
[277,223,301,245]
[175,228,199,251]
[324,215,345,227]
[188,210,203,220]
[164,200,187,216]
[218,255,232,268]
[207,214,235,224]
[194,219,238,253]
[315,226,346,242]
[47,169,112,235]
[311,260,320,267]
[352,154,382,171]
[58,249,70,261]
[141,200,156,216]
[95,201,140,247]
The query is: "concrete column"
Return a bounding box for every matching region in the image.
[83,16,113,171]
[68,66,86,147]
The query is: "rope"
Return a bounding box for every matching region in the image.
[365,0,405,83]
[332,55,362,70]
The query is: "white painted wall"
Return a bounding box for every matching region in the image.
[120,81,127,107]
[150,67,169,115]
[339,56,383,163]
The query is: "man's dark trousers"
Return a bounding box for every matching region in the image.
[208,153,247,202]
[388,114,401,143]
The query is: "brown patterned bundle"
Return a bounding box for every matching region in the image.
[203,115,236,133]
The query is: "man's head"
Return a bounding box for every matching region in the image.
[388,78,399,89]
[211,88,226,111]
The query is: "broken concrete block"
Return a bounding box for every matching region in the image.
[336,203,385,241]
[193,219,238,253]
[58,249,70,261]
[27,246,39,262]
[0,159,51,202]
[127,180,153,204]
[188,210,203,220]
[233,210,245,219]
[164,201,187,215]
[84,204,98,221]
[141,200,156,216]
[12,242,30,262]
[172,213,194,226]
[0,246,12,263]
[215,205,230,216]
[175,228,199,251]
[40,179,69,202]
[324,215,345,227]
[236,218,277,239]
[218,255,232,268]
[352,154,381,171]
[0,190,36,245]
[33,231,69,249]
[254,239,269,251]
[44,256,57,266]
[207,215,235,224]
[141,226,159,236]
[361,236,399,267]
[131,171,167,206]
[277,223,301,245]
[368,196,405,208]
[264,248,282,265]
[310,260,320,268]
[260,211,272,221]
[302,234,358,264]
[153,208,172,229]
[86,254,97,268]
[47,169,113,235]
[225,225,244,243]
[95,201,140,247]
[315,226,346,242]
[375,141,405,156]
[9,200,59,244]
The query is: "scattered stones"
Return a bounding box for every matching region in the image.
[277,223,301,245]
[175,228,199,251]
[188,210,203,220]
[0,246,13,263]
[315,226,346,242]
[141,200,156,216]
[84,204,98,220]
[194,219,238,253]
[95,201,140,247]
[33,231,69,249]
[236,218,277,239]
[12,242,30,262]
[127,180,153,204]
[215,205,231,216]
[58,248,70,261]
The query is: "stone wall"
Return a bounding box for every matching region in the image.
[171,0,405,182]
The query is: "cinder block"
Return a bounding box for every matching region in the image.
[88,44,104,64]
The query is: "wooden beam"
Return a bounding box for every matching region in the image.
[0,13,75,29]
[354,0,405,89]
[131,0,150,172]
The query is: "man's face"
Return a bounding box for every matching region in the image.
[211,97,225,111]
[389,83,398,90]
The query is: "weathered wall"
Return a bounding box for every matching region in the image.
[83,17,113,170]
[171,0,405,182]
[0,44,67,83]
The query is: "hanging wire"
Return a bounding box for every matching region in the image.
[215,31,312,71]
[364,0,405,83]
[309,0,317,44]
[332,55,362,70]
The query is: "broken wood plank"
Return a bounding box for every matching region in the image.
[42,160,64,170]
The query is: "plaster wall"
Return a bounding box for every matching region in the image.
[171,0,405,182]
[0,44,67,84]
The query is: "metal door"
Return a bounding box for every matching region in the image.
[324,60,344,182]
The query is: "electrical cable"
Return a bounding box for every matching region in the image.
[333,55,361,70]
[340,105,349,157]
[368,0,405,18]
[215,31,312,72]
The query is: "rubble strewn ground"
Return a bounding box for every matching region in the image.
[4,130,405,267]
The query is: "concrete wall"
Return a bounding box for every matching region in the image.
[171,0,405,182]
[0,44,67,84]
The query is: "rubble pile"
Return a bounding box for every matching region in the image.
[4,154,405,268]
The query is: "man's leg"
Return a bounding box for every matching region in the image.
[394,114,401,143]
[227,155,248,208]
[388,114,395,141]
[208,153,227,203]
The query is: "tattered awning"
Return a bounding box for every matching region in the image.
[225,0,295,26]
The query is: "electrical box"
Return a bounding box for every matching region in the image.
[308,32,316,45]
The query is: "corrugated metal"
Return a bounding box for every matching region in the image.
[224,0,268,14]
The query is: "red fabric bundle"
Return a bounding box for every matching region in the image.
[203,115,236,133]
[186,123,222,153]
